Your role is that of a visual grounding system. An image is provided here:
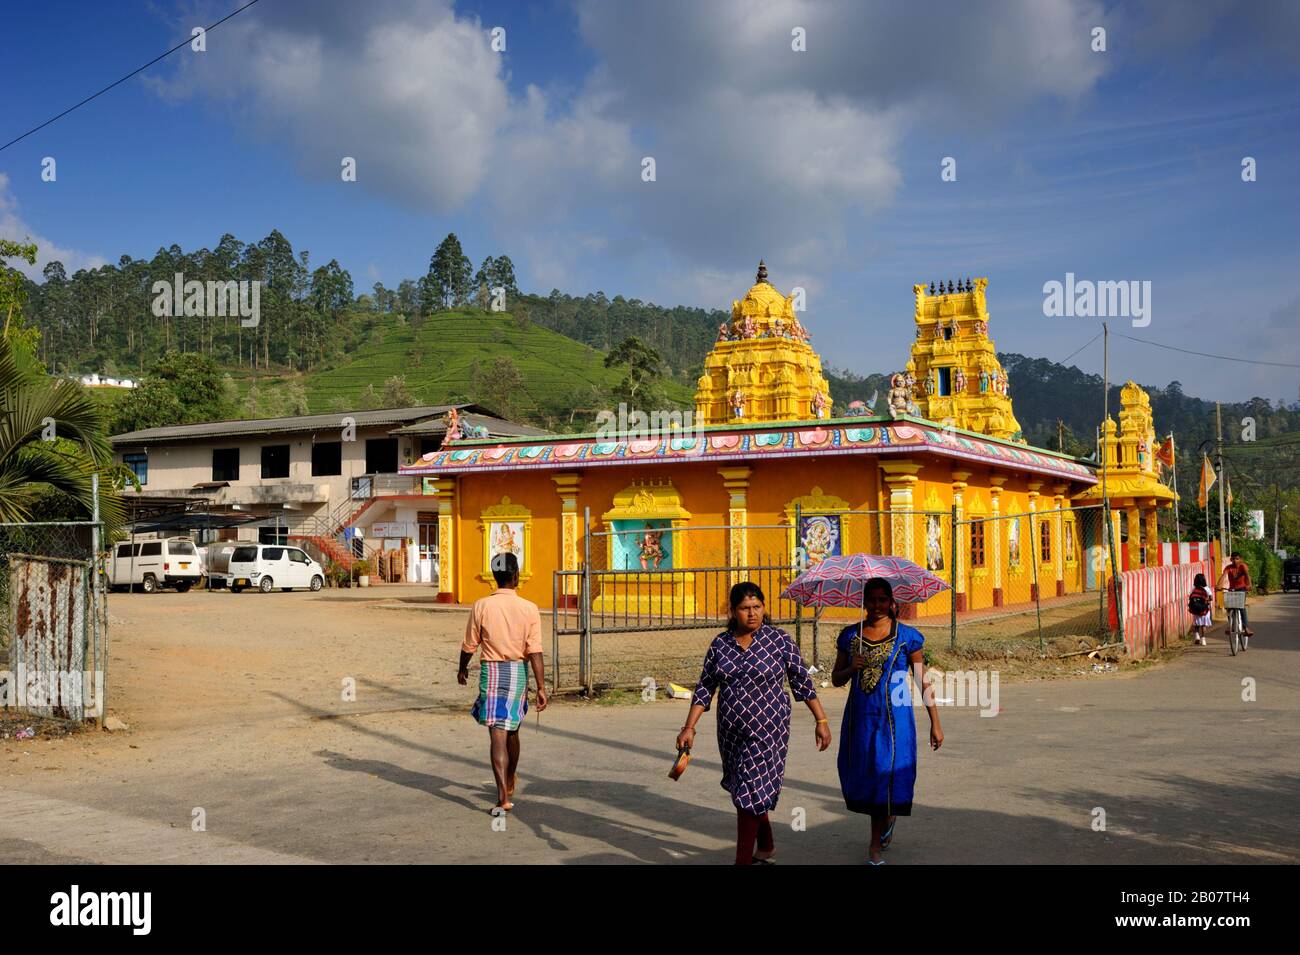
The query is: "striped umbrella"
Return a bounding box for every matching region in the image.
[781,554,950,607]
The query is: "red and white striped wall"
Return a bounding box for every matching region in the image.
[1108,558,1215,659]
[1160,541,1212,566]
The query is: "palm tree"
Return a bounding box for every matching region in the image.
[0,333,120,524]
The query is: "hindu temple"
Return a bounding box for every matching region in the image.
[402,262,1171,617]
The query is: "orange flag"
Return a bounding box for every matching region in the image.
[1155,435,1175,470]
[1197,455,1216,508]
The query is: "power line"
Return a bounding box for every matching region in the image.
[1114,332,1300,369]
[1058,330,1101,366]
[0,0,263,154]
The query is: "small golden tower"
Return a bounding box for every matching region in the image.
[906,277,1023,441]
[1073,381,1177,570]
[694,261,833,426]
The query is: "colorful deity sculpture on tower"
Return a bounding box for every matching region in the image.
[694,260,833,425]
[905,277,1024,442]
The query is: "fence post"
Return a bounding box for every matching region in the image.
[949,504,958,650]
[1105,499,1125,649]
[92,474,105,728]
[1030,511,1044,652]
[794,503,802,653]
[551,572,559,696]
[1097,508,1105,632]
[581,506,592,696]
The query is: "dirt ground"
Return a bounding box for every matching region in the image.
[3,587,1296,865]
[6,586,1156,738]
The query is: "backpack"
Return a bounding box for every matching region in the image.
[1188,590,1210,616]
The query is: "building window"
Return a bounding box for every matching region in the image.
[261,444,290,479]
[365,437,399,474]
[1040,518,1052,563]
[970,519,985,568]
[937,367,951,396]
[123,452,148,486]
[212,448,239,482]
[259,526,288,545]
[312,441,342,476]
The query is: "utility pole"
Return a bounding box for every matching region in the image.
[1102,323,1122,646]
[1215,402,1227,570]
[1274,486,1282,552]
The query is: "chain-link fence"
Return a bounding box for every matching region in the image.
[0,521,108,724]
[950,505,1110,653]
[552,504,1122,694]
[554,508,954,693]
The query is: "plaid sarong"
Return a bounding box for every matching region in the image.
[471,660,530,730]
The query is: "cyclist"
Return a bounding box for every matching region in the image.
[1217,552,1254,647]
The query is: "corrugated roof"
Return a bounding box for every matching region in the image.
[110,403,541,445]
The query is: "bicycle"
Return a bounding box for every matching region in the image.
[1220,588,1247,656]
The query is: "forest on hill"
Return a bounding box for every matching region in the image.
[8,228,1298,513]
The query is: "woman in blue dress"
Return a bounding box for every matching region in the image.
[832,577,943,864]
[678,582,832,864]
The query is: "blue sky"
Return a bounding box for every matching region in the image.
[2,0,1298,402]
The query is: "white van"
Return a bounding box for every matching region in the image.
[226,544,325,593]
[108,537,203,593]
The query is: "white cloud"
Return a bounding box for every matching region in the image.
[146,0,1113,298]
[0,173,107,278]
[153,0,509,211]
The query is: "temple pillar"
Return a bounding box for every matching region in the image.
[551,472,582,607]
[719,466,753,583]
[1144,501,1160,568]
[1027,480,1042,602]
[951,469,971,611]
[1053,484,1068,597]
[989,476,1007,606]
[880,461,923,619]
[433,477,457,603]
[1126,505,1143,572]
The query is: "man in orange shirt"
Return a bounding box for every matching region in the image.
[459,552,547,813]
[1218,552,1254,640]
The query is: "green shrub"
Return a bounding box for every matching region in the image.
[1232,538,1282,593]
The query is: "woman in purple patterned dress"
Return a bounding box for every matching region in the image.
[677,582,832,864]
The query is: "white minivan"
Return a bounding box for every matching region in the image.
[108,537,203,593]
[226,544,325,593]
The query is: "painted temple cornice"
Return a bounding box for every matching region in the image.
[401,415,1097,485]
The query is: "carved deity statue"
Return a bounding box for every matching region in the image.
[811,391,828,419]
[887,373,910,417]
[954,368,967,393]
[445,407,462,441]
[731,389,747,419]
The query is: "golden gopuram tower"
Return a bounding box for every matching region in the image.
[1074,380,1178,569]
[905,277,1024,442]
[694,261,833,425]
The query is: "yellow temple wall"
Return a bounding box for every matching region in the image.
[448,454,1094,612]
[455,469,563,607]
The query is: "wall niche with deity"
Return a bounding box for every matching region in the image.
[478,496,533,583]
[595,480,695,616]
[783,487,852,573]
[601,481,691,571]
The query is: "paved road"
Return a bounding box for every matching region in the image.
[4,594,1297,864]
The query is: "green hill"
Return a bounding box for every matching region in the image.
[239,311,694,430]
